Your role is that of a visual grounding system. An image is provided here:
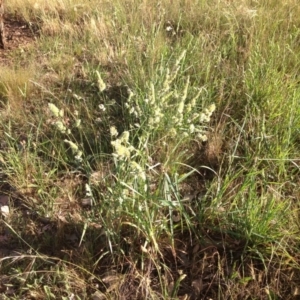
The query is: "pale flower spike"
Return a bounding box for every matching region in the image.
[75,151,83,162]
[55,121,67,133]
[75,119,81,128]
[162,68,171,92]
[59,109,64,118]
[85,183,93,198]
[111,141,131,159]
[120,131,130,144]
[48,103,60,118]
[110,126,119,137]
[96,71,106,92]
[175,50,187,67]
[208,103,216,114]
[181,76,190,103]
[199,103,216,123]
[178,101,184,115]
[64,140,79,152]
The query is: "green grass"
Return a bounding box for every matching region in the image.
[0,0,300,298]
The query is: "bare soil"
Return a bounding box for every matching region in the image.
[0,15,36,64]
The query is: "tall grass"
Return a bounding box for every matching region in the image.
[0,0,300,298]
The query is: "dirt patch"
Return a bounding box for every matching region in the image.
[0,16,37,64]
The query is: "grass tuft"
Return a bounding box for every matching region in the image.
[1,0,300,298]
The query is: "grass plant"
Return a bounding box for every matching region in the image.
[0,0,300,299]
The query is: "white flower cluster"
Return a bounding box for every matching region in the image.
[64,139,83,162]
[124,50,216,142]
[48,103,70,134]
[101,52,217,202]
[48,103,83,162]
[110,129,135,160]
[110,127,147,186]
[199,104,216,123]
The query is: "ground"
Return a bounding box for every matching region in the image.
[0,15,36,65]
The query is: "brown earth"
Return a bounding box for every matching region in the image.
[0,15,36,64]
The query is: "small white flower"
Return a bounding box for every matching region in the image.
[75,119,81,127]
[75,151,83,162]
[110,126,118,137]
[127,89,134,102]
[169,128,177,137]
[129,107,135,114]
[85,183,93,198]
[197,133,208,142]
[112,143,131,159]
[48,103,60,118]
[199,113,210,123]
[208,103,216,114]
[55,121,67,133]
[99,104,106,111]
[120,131,130,143]
[154,116,161,124]
[189,124,195,133]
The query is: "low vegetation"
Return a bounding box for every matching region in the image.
[0,0,300,299]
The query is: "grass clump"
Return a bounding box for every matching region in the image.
[0,0,300,299]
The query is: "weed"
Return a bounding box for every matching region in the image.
[0,0,300,299]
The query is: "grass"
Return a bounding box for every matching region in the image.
[0,0,300,298]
